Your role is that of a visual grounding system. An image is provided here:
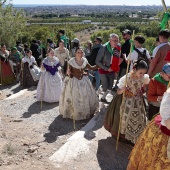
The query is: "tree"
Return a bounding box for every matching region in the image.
[0,0,26,48]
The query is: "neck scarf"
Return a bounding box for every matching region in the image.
[105,42,114,55]
[154,73,169,86]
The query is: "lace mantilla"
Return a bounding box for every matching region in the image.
[68,57,88,69]
[43,56,59,66]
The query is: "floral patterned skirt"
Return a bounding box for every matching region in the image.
[127,118,170,170]
[59,76,99,121]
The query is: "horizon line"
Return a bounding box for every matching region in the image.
[13,4,165,6]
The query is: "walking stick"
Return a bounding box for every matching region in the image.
[116,30,135,150]
[161,0,168,12]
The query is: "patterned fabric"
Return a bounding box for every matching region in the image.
[127,119,170,170]
[20,63,38,87]
[0,60,15,85]
[104,73,150,144]
[36,57,62,103]
[59,58,99,120]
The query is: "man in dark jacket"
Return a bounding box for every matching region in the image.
[86,37,102,91]
[30,40,41,66]
[113,29,131,90]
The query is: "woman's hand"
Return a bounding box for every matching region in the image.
[117,87,126,94]
[157,96,163,102]
[67,69,71,76]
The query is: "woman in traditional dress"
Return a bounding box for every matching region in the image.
[20,49,40,87]
[127,87,170,170]
[54,39,70,75]
[59,47,99,121]
[0,43,15,85]
[36,48,63,103]
[104,59,150,144]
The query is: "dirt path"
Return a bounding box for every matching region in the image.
[0,84,90,170]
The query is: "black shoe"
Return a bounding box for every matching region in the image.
[100,98,109,104]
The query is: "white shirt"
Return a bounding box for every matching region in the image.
[127,47,151,70]
[22,56,36,66]
[160,92,170,127]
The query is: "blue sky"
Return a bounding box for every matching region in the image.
[12,0,170,6]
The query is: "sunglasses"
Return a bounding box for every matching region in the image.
[110,39,119,43]
[122,34,126,36]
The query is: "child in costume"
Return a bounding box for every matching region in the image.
[104,58,150,144]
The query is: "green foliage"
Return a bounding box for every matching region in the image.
[90,21,160,55]
[145,37,156,54]
[0,0,26,48]
[18,24,92,46]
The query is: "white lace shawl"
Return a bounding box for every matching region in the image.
[117,73,150,89]
[68,57,88,69]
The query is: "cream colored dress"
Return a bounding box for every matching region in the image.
[59,57,99,120]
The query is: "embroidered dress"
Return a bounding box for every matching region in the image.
[21,56,40,87]
[36,57,62,103]
[104,73,150,144]
[59,57,99,121]
[0,50,15,85]
[127,92,170,169]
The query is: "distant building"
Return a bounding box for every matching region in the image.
[82,20,91,24]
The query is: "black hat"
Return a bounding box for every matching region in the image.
[159,29,170,39]
[134,35,145,44]
[95,37,102,43]
[58,29,65,35]
[122,29,131,36]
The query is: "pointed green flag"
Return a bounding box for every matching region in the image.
[160,12,170,30]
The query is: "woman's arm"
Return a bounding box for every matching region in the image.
[86,63,98,70]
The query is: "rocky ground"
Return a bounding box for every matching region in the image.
[0,83,92,170]
[0,82,132,170]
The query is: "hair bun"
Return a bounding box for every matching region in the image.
[133,58,148,70]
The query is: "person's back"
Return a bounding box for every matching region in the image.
[148,29,170,78]
[127,35,151,70]
[86,44,102,66]
[30,40,40,66]
[149,43,170,78]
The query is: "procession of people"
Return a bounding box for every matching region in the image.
[1,27,170,169]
